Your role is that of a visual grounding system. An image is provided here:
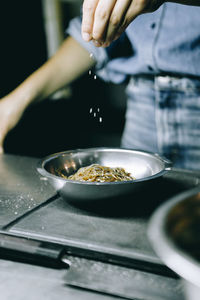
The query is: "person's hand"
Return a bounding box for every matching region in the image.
[82,0,164,47]
[0,97,25,153]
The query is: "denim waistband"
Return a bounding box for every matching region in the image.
[129,74,200,92]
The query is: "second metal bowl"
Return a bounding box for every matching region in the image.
[148,186,200,300]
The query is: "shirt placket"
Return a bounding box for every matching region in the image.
[147,4,166,74]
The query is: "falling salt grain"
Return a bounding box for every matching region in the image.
[97,108,100,112]
[94,75,97,80]
[90,53,94,58]
[99,117,103,123]
[94,113,96,117]
[89,108,93,113]
[89,70,92,75]
[40,177,48,181]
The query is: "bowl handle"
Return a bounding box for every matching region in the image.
[154,153,172,171]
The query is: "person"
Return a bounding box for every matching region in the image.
[0,0,200,170]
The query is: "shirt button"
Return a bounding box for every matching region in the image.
[148,65,154,71]
[151,23,156,29]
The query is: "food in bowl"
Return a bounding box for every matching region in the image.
[166,192,200,262]
[59,164,135,182]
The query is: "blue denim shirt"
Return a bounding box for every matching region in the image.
[67,3,200,83]
[67,3,200,170]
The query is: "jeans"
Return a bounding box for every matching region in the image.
[121,75,200,170]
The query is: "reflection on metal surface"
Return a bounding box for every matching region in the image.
[64,256,183,300]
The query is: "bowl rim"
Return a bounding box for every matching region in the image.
[148,186,200,288]
[37,147,172,186]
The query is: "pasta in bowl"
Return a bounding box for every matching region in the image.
[60,164,135,182]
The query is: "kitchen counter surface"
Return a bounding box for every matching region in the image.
[0,259,117,300]
[0,154,56,228]
[0,153,199,300]
[0,154,117,300]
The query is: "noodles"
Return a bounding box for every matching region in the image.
[67,164,135,182]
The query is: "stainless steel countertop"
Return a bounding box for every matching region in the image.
[0,259,117,300]
[1,154,199,300]
[0,154,56,228]
[0,154,116,300]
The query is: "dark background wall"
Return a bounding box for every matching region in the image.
[0,0,126,158]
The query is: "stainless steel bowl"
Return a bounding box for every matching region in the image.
[148,186,200,300]
[37,147,171,201]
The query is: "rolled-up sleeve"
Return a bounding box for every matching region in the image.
[66,17,132,83]
[66,17,108,71]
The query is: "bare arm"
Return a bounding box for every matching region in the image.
[0,36,95,153]
[82,0,200,47]
[5,36,95,107]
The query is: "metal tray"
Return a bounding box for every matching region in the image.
[7,168,200,273]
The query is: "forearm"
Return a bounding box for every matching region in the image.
[7,36,95,110]
[0,36,95,152]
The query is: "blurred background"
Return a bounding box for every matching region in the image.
[0,0,126,157]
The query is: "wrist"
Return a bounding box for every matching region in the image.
[7,78,42,109]
[3,89,33,117]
